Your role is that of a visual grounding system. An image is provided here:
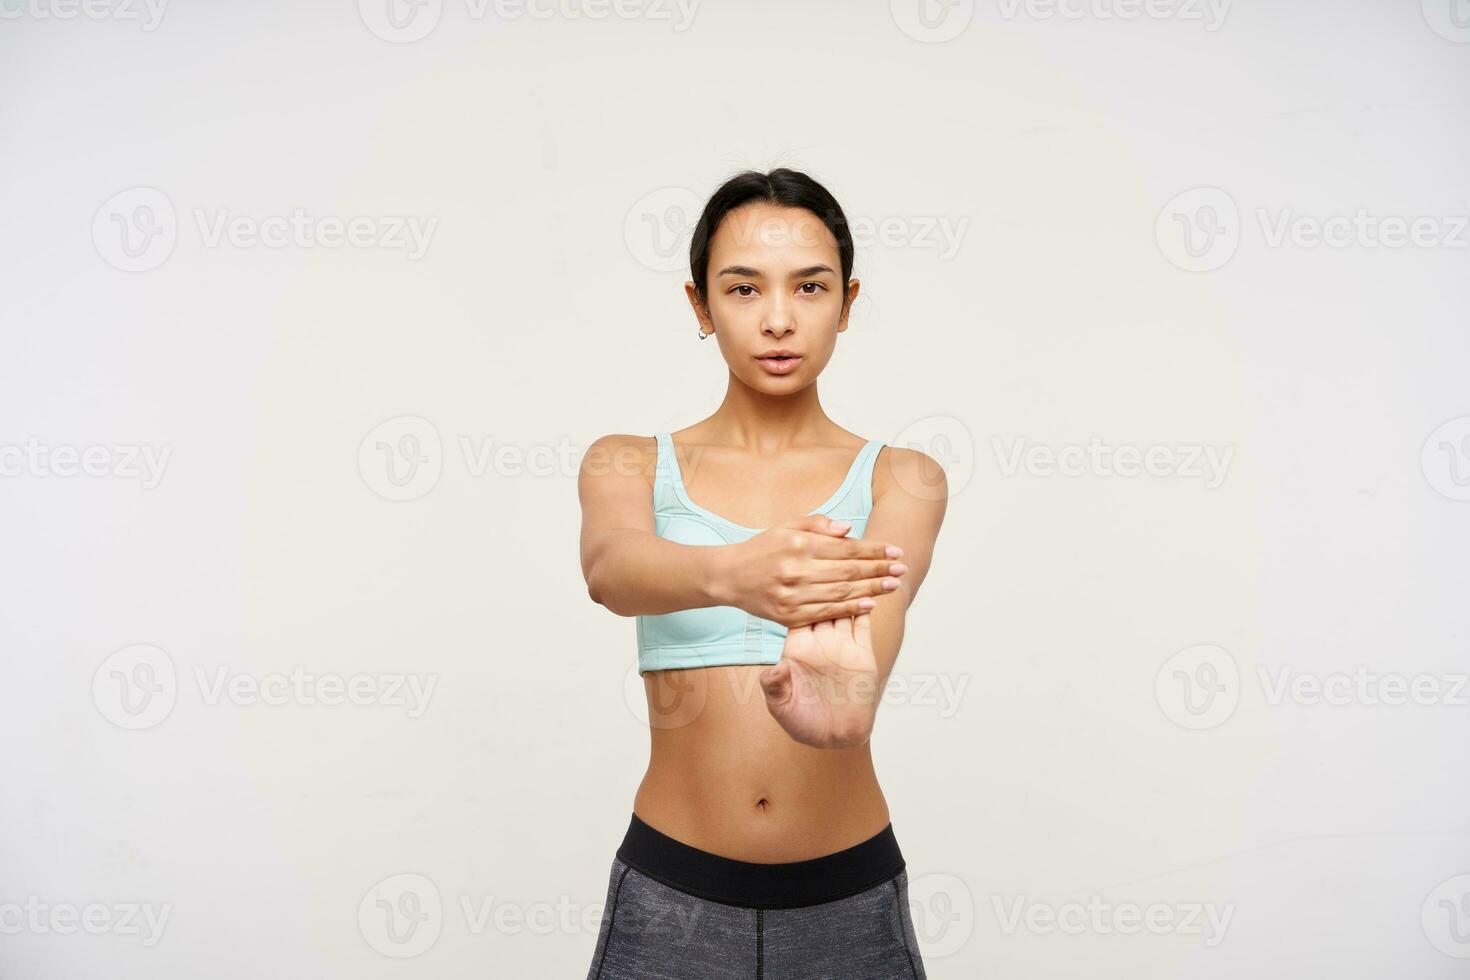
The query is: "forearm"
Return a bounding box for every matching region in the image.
[584,528,732,617]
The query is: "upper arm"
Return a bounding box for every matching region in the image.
[861,446,948,675]
[577,433,657,582]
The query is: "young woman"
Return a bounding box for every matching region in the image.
[579,169,947,979]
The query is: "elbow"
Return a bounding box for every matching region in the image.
[585,566,629,616]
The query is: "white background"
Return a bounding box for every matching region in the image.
[2,1,1468,976]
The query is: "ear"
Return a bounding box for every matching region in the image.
[685,282,714,336]
[836,278,861,334]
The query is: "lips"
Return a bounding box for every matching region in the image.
[756,351,802,376]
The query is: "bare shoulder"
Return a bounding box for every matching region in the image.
[872,443,949,517]
[578,433,658,485]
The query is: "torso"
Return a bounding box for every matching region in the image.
[632,424,893,863]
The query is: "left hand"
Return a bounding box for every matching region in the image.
[759,614,882,748]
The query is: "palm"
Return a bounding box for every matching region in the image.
[760,615,880,748]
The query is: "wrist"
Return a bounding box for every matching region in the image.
[702,543,738,607]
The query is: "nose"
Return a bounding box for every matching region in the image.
[762,294,794,339]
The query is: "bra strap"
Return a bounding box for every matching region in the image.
[856,439,886,514]
[651,432,677,512]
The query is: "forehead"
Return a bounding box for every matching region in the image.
[709,203,839,268]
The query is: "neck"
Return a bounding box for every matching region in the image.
[705,372,833,453]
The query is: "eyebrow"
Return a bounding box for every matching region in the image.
[715,264,837,279]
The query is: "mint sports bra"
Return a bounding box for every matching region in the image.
[636,432,886,675]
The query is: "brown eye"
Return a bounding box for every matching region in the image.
[732,284,756,297]
[799,282,824,294]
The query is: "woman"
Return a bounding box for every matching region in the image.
[579,168,947,979]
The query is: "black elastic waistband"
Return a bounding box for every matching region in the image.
[615,813,905,910]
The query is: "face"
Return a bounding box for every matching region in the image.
[686,202,860,394]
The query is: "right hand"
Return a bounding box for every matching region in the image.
[717,515,907,629]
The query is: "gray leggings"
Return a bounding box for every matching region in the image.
[586,815,926,980]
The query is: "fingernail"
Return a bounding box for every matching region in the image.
[831,521,852,534]
[889,563,908,575]
[885,545,903,559]
[882,578,898,591]
[858,598,876,610]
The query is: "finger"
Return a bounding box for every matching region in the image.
[814,618,834,634]
[801,558,907,585]
[789,514,853,537]
[792,577,900,604]
[852,611,873,650]
[808,536,904,561]
[786,598,877,628]
[760,662,791,705]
